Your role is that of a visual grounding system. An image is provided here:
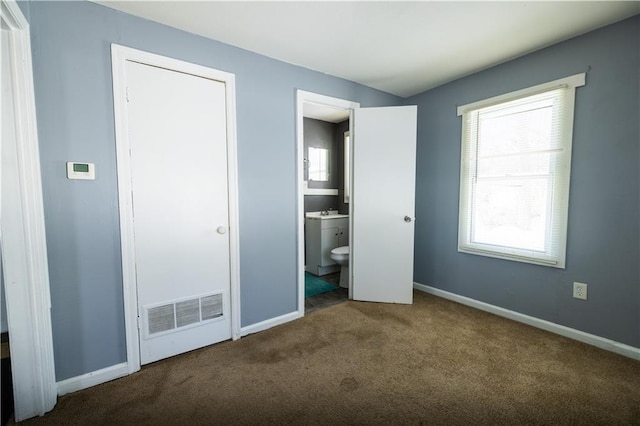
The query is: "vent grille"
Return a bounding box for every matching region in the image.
[201,294,223,320]
[176,299,200,328]
[148,304,175,335]
[145,292,224,338]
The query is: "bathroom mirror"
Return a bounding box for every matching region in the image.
[308,146,329,181]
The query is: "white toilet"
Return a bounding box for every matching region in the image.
[330,246,349,288]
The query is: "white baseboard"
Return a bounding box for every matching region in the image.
[57,362,129,396]
[55,287,637,397]
[55,312,303,396]
[240,311,301,337]
[414,282,640,361]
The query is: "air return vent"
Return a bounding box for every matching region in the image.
[176,299,200,328]
[148,304,175,335]
[144,292,224,339]
[201,294,223,320]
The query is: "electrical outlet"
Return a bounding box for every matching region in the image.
[573,282,588,300]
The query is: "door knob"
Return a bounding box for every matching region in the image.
[404,216,413,223]
[217,226,227,234]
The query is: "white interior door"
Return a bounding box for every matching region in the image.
[126,61,231,365]
[351,106,417,304]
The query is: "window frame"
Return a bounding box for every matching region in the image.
[344,131,350,203]
[456,73,585,268]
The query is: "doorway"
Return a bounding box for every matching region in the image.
[111,45,241,372]
[301,114,350,313]
[296,92,418,313]
[296,91,360,315]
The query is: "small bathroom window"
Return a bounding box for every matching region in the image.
[308,146,329,182]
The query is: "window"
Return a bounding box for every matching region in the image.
[308,146,329,182]
[457,74,585,268]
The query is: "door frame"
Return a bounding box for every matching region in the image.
[295,90,359,315]
[111,45,241,374]
[1,0,57,420]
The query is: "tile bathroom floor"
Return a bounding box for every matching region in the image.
[305,272,349,314]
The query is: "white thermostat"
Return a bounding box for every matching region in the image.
[66,162,95,180]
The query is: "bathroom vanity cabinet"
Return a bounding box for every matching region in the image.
[305,214,349,276]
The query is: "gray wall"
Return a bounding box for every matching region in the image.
[407,16,639,347]
[23,1,401,381]
[303,118,351,214]
[303,195,338,214]
[304,118,338,190]
[303,118,339,213]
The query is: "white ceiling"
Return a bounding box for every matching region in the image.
[303,102,350,122]
[94,1,639,98]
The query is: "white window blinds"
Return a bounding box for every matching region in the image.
[457,74,585,268]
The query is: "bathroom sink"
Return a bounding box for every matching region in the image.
[305,211,349,219]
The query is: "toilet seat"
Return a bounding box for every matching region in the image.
[331,246,349,256]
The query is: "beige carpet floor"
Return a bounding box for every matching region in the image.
[21,291,640,425]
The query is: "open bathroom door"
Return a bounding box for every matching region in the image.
[351,106,417,304]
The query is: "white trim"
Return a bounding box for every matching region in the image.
[111,44,242,374]
[303,182,339,196]
[111,45,140,375]
[343,131,350,204]
[240,311,301,337]
[1,0,57,420]
[296,90,360,317]
[56,363,129,396]
[413,283,640,361]
[224,72,242,342]
[456,73,586,116]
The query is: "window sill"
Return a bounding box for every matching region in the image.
[458,244,564,269]
[303,188,338,196]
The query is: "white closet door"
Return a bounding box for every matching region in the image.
[126,60,231,364]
